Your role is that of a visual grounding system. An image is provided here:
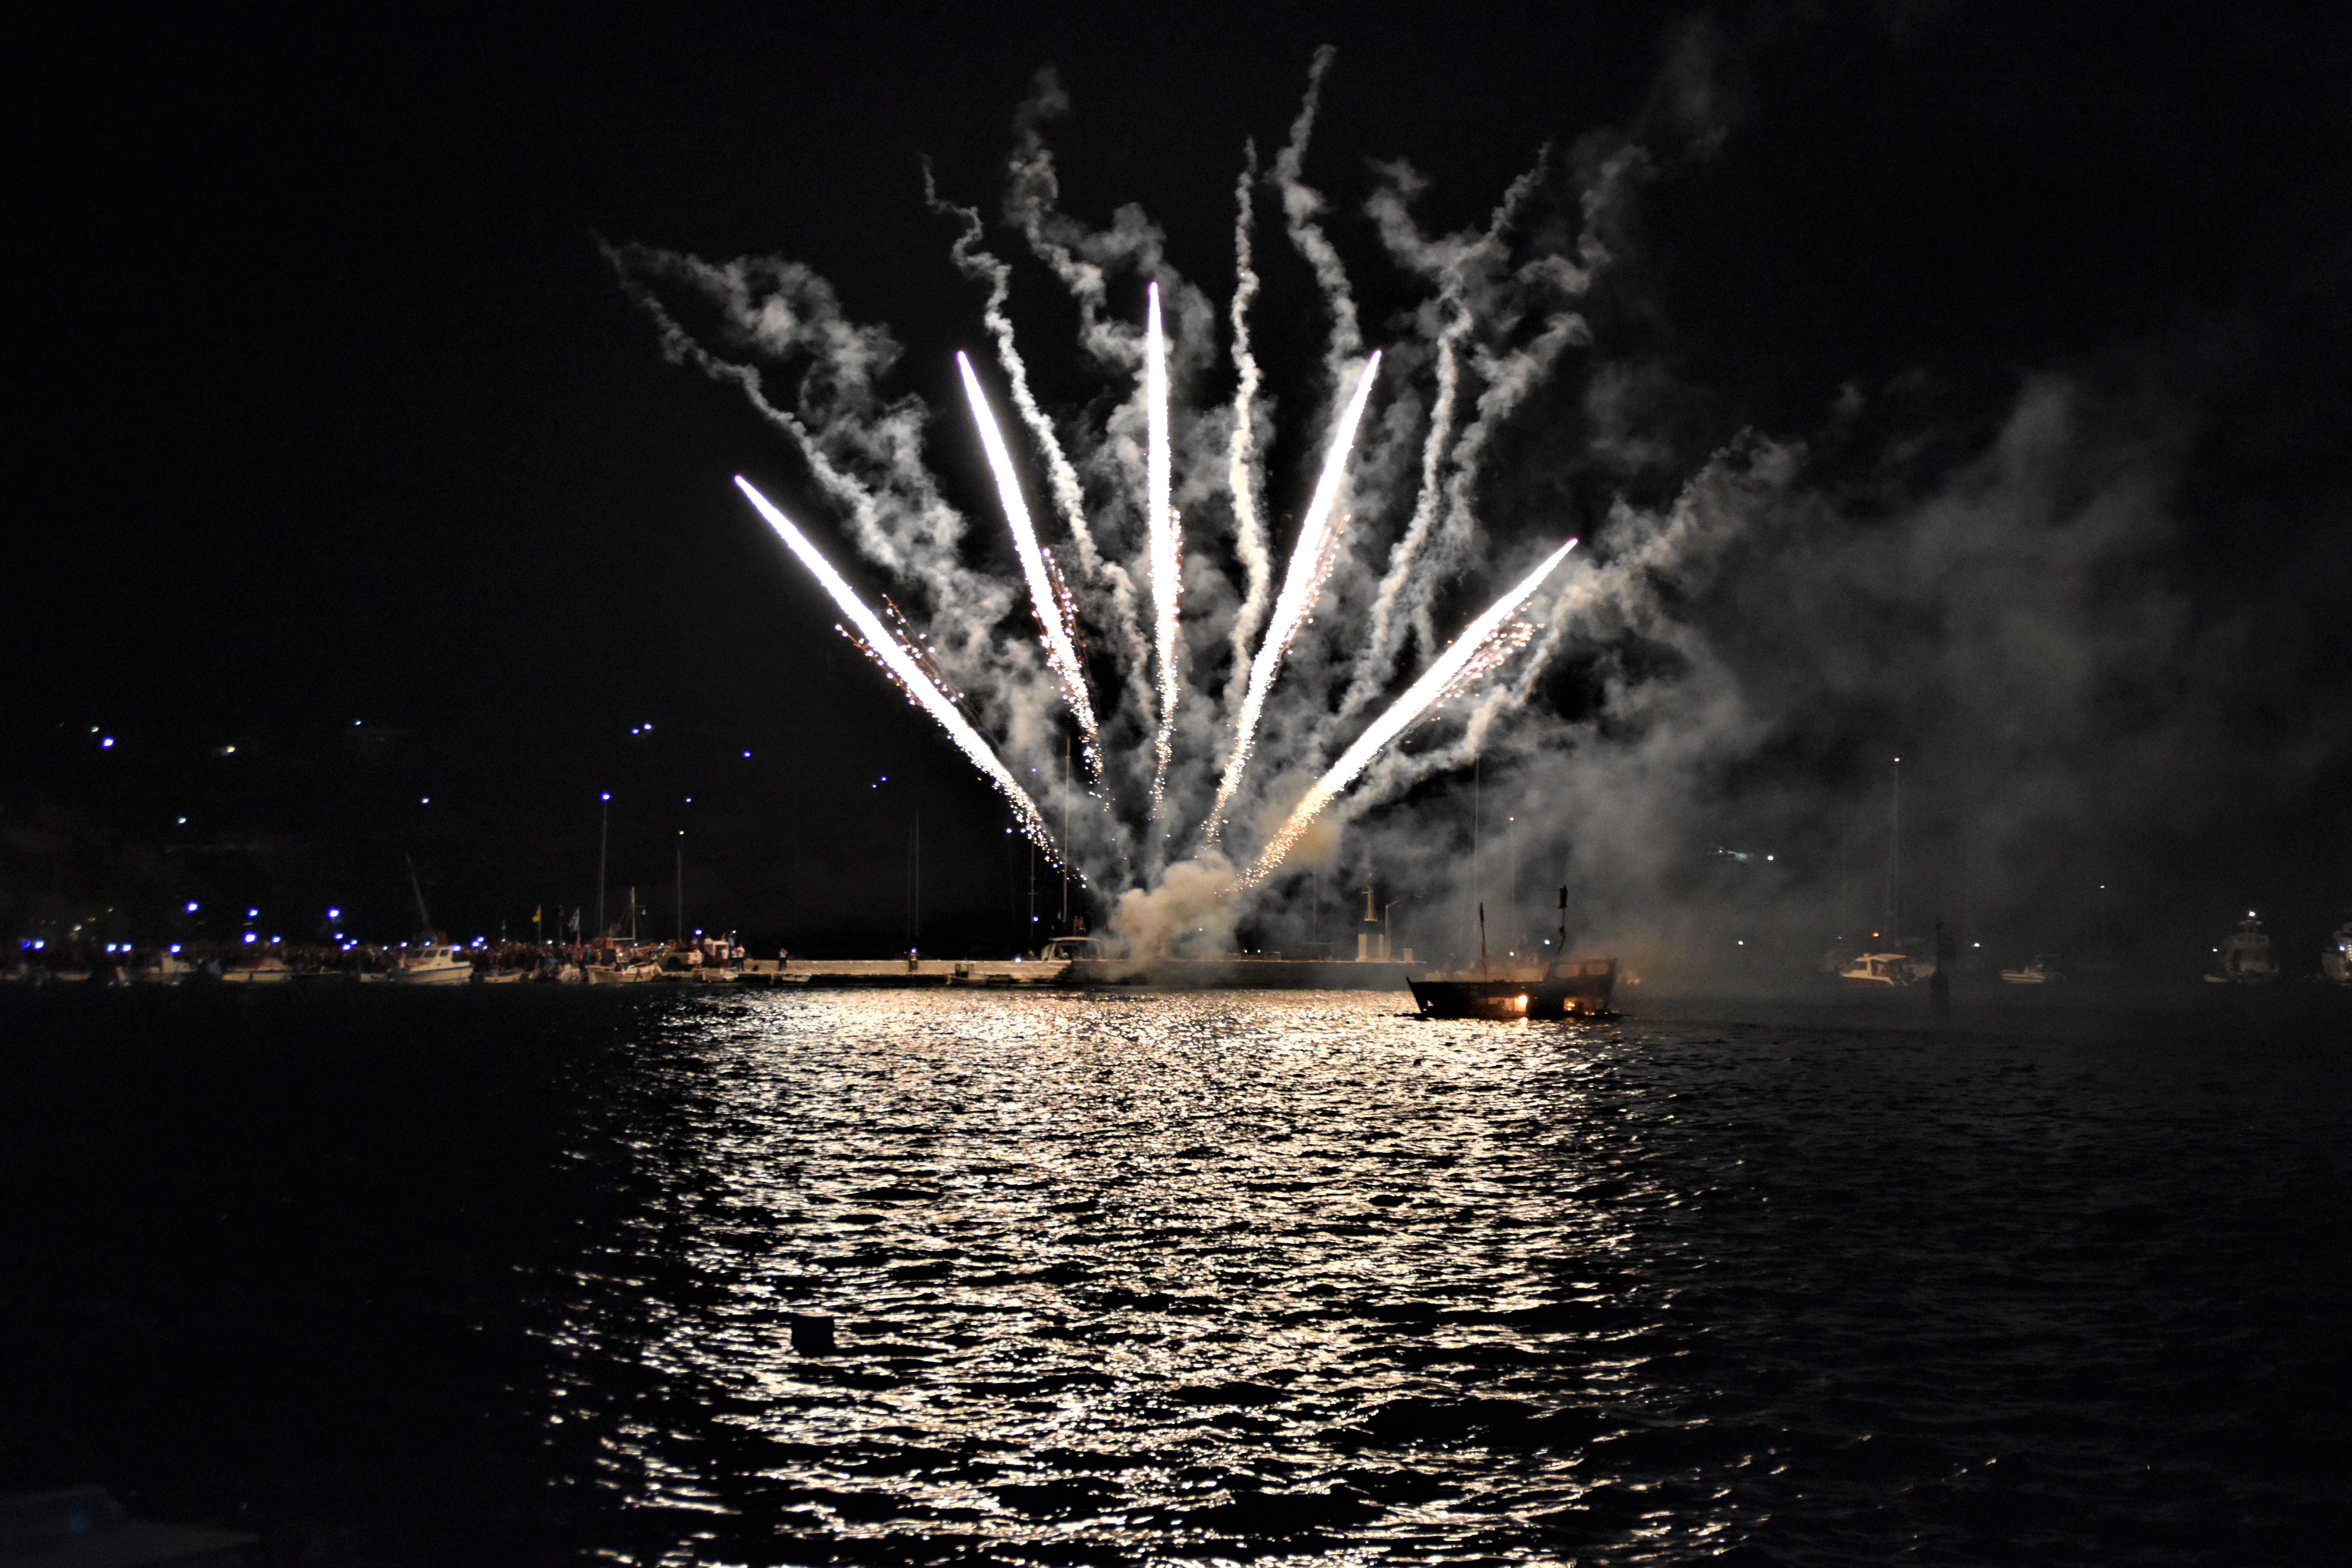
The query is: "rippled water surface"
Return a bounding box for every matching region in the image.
[4,987,2347,1564]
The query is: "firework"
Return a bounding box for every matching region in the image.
[1244,537,1579,886]
[1145,283,1181,817]
[956,352,1102,776]
[1205,352,1382,841]
[735,476,1062,861]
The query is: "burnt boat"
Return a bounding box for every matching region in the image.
[1407,889,1619,1020]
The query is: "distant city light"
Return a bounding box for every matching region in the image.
[176,817,187,825]
[327,907,341,920]
[246,908,259,918]
[101,736,115,749]
[421,797,430,804]
[742,750,752,758]
[186,902,200,913]
[242,933,257,945]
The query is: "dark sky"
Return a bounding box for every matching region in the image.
[8,2,2350,959]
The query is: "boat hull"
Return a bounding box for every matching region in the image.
[388,964,472,985]
[1409,960,1616,1021]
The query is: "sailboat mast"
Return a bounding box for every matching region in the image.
[405,853,434,938]
[1478,902,1489,980]
[1885,755,1902,939]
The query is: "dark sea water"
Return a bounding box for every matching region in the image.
[3,985,2347,1566]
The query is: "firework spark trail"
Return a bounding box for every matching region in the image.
[1223,142,1272,717]
[927,172,1112,588]
[1273,45,1363,389]
[1245,537,1579,886]
[735,476,1061,860]
[1145,283,1181,817]
[956,353,1103,773]
[1205,350,1382,841]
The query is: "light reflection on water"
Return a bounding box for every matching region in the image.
[521,988,2343,1565]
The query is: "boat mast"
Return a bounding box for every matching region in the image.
[1478,902,1489,980]
[1885,755,1902,940]
[597,793,610,940]
[1556,885,1567,973]
[405,854,434,939]
[675,829,684,944]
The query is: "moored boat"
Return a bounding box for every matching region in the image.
[1999,956,2059,985]
[2205,912,2278,984]
[1840,951,1916,985]
[1406,891,1619,1020]
[388,941,473,984]
[2321,919,2351,985]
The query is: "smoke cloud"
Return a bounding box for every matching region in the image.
[610,42,2352,973]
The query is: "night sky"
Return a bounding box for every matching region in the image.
[9,3,2350,964]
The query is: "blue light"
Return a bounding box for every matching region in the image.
[600,791,611,802]
[186,901,200,914]
[101,736,115,749]
[32,940,44,951]
[327,907,341,920]
[242,933,257,945]
[169,944,181,955]
[420,797,430,805]
[247,908,259,919]
[742,750,751,759]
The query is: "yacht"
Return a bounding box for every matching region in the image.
[2204,912,2278,984]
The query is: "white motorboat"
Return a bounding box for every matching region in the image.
[1999,957,2059,985]
[389,942,474,984]
[2204,912,2278,984]
[1839,951,1915,985]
